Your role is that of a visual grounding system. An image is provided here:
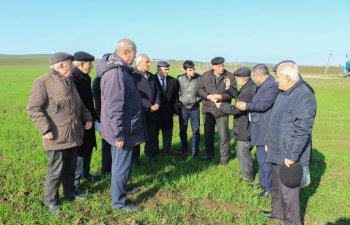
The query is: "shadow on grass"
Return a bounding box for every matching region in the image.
[326,218,350,225]
[301,148,326,221]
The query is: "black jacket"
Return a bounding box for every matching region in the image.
[197,69,238,117]
[219,79,257,141]
[71,67,97,148]
[155,74,179,129]
[177,73,201,110]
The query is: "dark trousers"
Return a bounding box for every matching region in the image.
[44,147,78,206]
[179,107,200,155]
[271,164,302,225]
[75,144,93,185]
[133,116,158,159]
[256,145,272,192]
[236,140,253,181]
[204,113,230,161]
[101,138,112,173]
[155,116,173,153]
[111,145,133,209]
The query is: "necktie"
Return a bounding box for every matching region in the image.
[160,78,165,91]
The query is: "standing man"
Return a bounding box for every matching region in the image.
[155,61,179,154]
[236,64,280,197]
[177,60,201,157]
[27,52,93,213]
[71,51,99,189]
[99,39,145,212]
[215,67,257,180]
[197,57,238,164]
[93,53,113,175]
[132,54,161,163]
[262,62,316,225]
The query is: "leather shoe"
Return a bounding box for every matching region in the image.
[65,193,86,201]
[259,190,272,198]
[48,203,61,214]
[120,203,142,213]
[84,174,100,181]
[261,210,272,218]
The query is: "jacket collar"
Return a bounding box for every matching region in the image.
[73,67,90,79]
[259,75,274,87]
[285,78,303,95]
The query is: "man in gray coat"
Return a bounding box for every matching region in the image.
[261,62,316,225]
[27,52,93,213]
[99,39,145,212]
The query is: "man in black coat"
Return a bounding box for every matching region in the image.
[71,51,99,188]
[132,54,161,163]
[155,61,179,154]
[215,67,257,180]
[197,57,238,164]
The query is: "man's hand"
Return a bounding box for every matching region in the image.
[214,101,221,108]
[151,104,160,112]
[84,122,92,130]
[284,158,295,167]
[236,101,247,111]
[43,132,53,140]
[212,94,222,101]
[115,141,124,149]
[264,145,268,151]
[224,77,231,88]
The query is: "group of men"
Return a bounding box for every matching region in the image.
[27,38,316,225]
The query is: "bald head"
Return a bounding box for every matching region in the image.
[115,38,137,65]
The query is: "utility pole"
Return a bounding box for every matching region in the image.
[324,51,333,75]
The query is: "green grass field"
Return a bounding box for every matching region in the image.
[0,55,349,225]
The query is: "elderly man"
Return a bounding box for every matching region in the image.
[98,39,145,212]
[155,61,179,154]
[236,64,280,197]
[215,67,257,180]
[177,60,201,157]
[197,57,238,164]
[132,54,161,163]
[261,62,316,225]
[71,51,99,189]
[27,52,93,213]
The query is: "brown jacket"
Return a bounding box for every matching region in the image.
[27,69,92,151]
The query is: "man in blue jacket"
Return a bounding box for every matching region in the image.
[98,38,145,212]
[236,64,279,197]
[262,62,316,225]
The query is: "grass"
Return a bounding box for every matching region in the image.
[0,56,350,225]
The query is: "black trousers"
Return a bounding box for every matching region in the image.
[133,117,158,159]
[44,147,78,206]
[101,138,112,173]
[271,164,302,225]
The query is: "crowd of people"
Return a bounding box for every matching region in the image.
[27,38,316,225]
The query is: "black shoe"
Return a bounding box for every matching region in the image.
[65,193,86,201]
[84,174,100,181]
[48,203,60,214]
[203,155,213,161]
[259,190,272,198]
[261,210,272,218]
[119,203,142,213]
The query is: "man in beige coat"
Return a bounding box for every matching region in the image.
[27,52,93,213]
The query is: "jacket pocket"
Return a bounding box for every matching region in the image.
[129,115,143,136]
[53,117,74,144]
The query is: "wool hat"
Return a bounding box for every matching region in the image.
[74,51,95,61]
[234,67,251,77]
[157,61,170,67]
[280,162,303,188]
[50,52,74,65]
[211,57,225,65]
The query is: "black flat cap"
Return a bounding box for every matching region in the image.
[50,52,74,65]
[280,162,303,188]
[234,67,251,77]
[211,57,225,65]
[157,61,170,67]
[272,60,296,72]
[74,51,95,62]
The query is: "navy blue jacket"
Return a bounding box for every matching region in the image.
[266,79,316,166]
[97,53,145,148]
[246,75,279,146]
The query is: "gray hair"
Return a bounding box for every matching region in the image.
[115,38,136,52]
[251,64,270,76]
[135,54,148,66]
[277,62,300,81]
[73,61,83,67]
[50,62,63,70]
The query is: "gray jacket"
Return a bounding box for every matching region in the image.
[266,79,316,166]
[177,73,201,110]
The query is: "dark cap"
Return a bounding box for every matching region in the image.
[50,52,74,65]
[234,67,251,77]
[74,51,95,62]
[272,60,296,72]
[280,162,303,188]
[211,57,225,65]
[157,61,170,67]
